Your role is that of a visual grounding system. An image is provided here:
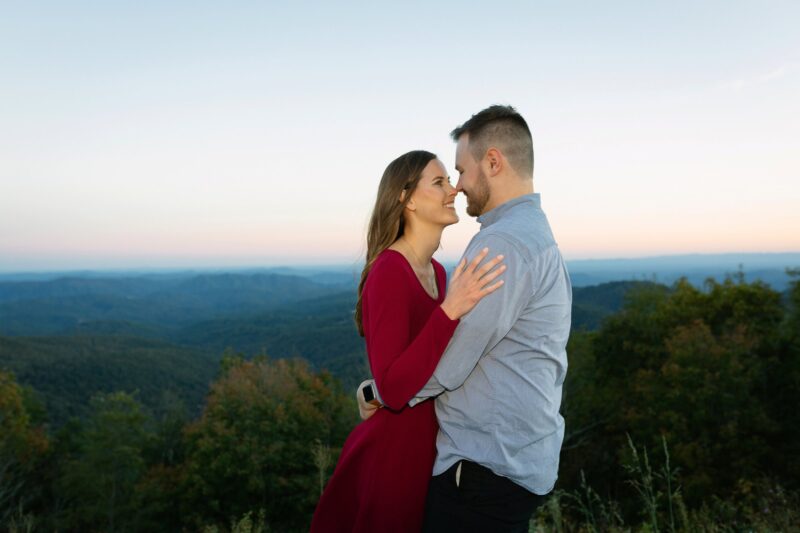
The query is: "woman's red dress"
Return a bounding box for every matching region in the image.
[310,250,459,532]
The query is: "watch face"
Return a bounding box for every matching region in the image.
[362,384,375,403]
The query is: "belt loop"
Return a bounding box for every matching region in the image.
[455,461,463,487]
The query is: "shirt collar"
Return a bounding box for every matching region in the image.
[477,193,541,229]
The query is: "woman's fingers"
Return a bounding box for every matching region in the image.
[451,257,467,281]
[481,279,505,295]
[477,263,506,287]
[454,248,506,296]
[475,254,504,278]
[466,248,490,273]
[443,248,507,318]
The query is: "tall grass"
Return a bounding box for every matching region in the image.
[533,437,798,532]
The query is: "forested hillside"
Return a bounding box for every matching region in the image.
[0,335,217,424]
[0,272,347,336]
[0,274,650,428]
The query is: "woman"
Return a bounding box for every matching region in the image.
[310,150,505,532]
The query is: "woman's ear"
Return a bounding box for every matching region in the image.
[399,190,416,211]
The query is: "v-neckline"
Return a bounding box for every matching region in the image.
[384,249,441,301]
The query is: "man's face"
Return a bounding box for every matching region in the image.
[454,135,490,217]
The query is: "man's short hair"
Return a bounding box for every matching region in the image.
[451,105,534,178]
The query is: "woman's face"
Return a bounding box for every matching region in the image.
[407,158,459,227]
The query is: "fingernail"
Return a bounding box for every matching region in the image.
[498,255,504,259]
[483,247,489,252]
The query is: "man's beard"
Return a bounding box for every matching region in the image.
[465,169,491,217]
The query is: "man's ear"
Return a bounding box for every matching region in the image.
[485,147,503,176]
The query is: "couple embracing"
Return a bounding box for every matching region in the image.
[311,105,572,532]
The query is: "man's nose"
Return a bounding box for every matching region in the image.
[455,177,464,193]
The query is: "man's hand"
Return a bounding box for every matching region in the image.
[356,379,381,420]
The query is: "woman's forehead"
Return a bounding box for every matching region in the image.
[420,158,449,181]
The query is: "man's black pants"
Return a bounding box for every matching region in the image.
[421,460,545,533]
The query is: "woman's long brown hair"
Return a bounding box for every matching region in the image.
[355,150,437,336]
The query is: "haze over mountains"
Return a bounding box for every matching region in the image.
[2,252,796,289]
[565,252,799,289]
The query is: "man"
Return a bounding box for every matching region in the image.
[361,105,572,532]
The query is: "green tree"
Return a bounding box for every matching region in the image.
[131,391,191,532]
[561,276,788,512]
[58,391,149,532]
[182,356,356,531]
[633,319,775,500]
[767,269,800,487]
[0,370,49,525]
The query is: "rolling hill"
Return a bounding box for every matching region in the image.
[0,272,658,427]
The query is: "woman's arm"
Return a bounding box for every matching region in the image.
[364,257,459,411]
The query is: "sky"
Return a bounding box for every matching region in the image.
[1,1,799,271]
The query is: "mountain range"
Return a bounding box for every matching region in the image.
[2,251,798,427]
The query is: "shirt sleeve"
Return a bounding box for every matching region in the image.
[409,233,533,404]
[364,256,460,411]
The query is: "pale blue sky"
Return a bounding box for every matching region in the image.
[1,1,798,270]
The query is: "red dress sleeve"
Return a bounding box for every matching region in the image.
[363,254,459,411]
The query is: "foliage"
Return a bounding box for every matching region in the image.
[571,281,663,331]
[203,509,269,533]
[0,335,218,426]
[534,438,799,532]
[180,356,357,532]
[0,371,49,526]
[559,273,800,523]
[56,391,149,532]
